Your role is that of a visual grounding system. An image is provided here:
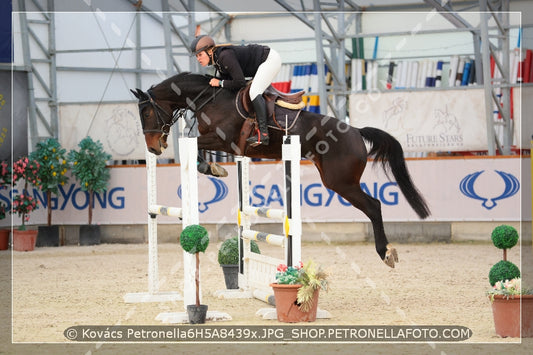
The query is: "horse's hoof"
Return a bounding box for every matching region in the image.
[383,244,399,268]
[209,162,228,177]
[197,161,210,175]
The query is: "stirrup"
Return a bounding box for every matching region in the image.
[246,130,269,147]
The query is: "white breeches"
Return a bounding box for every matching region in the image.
[249,48,282,100]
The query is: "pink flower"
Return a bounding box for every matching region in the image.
[277,264,288,272]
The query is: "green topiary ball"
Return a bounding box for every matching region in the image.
[180,224,209,254]
[489,260,521,286]
[491,225,519,250]
[217,236,260,265]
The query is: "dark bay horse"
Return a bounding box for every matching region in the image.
[131,72,430,268]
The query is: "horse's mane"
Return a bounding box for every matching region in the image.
[168,72,209,85]
[151,72,210,100]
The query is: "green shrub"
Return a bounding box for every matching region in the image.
[218,236,260,265]
[489,260,521,286]
[180,225,209,254]
[491,225,519,250]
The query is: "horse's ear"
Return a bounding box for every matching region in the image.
[130,88,140,99]
[131,88,148,100]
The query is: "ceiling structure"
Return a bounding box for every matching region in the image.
[8,0,531,156]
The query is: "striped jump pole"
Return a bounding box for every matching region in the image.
[231,135,302,307]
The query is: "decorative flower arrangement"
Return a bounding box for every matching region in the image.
[275,260,328,312]
[0,160,10,187]
[488,278,533,300]
[12,157,41,186]
[10,156,41,230]
[11,192,38,228]
[29,138,69,226]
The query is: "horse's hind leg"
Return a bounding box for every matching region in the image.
[361,192,398,268]
[344,185,398,267]
[322,177,398,268]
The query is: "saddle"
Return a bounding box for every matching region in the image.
[238,84,306,116]
[235,84,305,155]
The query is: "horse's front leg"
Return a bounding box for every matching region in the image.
[196,134,230,178]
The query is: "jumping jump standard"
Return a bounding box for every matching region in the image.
[238,135,302,307]
[124,137,230,323]
[216,135,329,320]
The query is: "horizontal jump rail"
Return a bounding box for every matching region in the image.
[241,229,285,247]
[148,204,183,218]
[243,206,285,220]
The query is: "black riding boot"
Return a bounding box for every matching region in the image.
[246,96,269,146]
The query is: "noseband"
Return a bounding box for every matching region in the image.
[139,84,220,138]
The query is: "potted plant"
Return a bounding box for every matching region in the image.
[67,136,111,245]
[217,236,261,289]
[30,138,69,247]
[10,156,41,251]
[270,260,328,322]
[487,224,533,337]
[0,160,11,250]
[180,224,210,324]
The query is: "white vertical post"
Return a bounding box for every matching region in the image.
[282,135,301,266]
[155,137,231,322]
[146,150,159,294]
[124,150,181,303]
[179,137,199,308]
[237,156,252,290]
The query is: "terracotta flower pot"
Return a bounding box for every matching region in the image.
[0,229,10,250]
[270,283,319,323]
[12,229,38,252]
[490,294,533,337]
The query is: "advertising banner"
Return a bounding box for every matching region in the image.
[0,157,527,228]
[349,89,488,152]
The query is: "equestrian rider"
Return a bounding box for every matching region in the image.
[190,35,281,146]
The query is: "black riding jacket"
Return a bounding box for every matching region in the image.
[212,44,270,91]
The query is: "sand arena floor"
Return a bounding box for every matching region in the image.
[1,241,533,354]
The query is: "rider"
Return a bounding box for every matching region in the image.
[190,35,281,146]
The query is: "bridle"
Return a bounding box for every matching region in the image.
[138,89,184,138]
[139,84,221,139]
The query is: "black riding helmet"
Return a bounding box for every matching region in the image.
[190,35,215,56]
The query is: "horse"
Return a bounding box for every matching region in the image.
[131,72,430,268]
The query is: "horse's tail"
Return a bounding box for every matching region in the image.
[359,127,430,219]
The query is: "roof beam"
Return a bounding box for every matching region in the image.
[423,0,473,29]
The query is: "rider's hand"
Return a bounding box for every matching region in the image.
[209,78,221,87]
